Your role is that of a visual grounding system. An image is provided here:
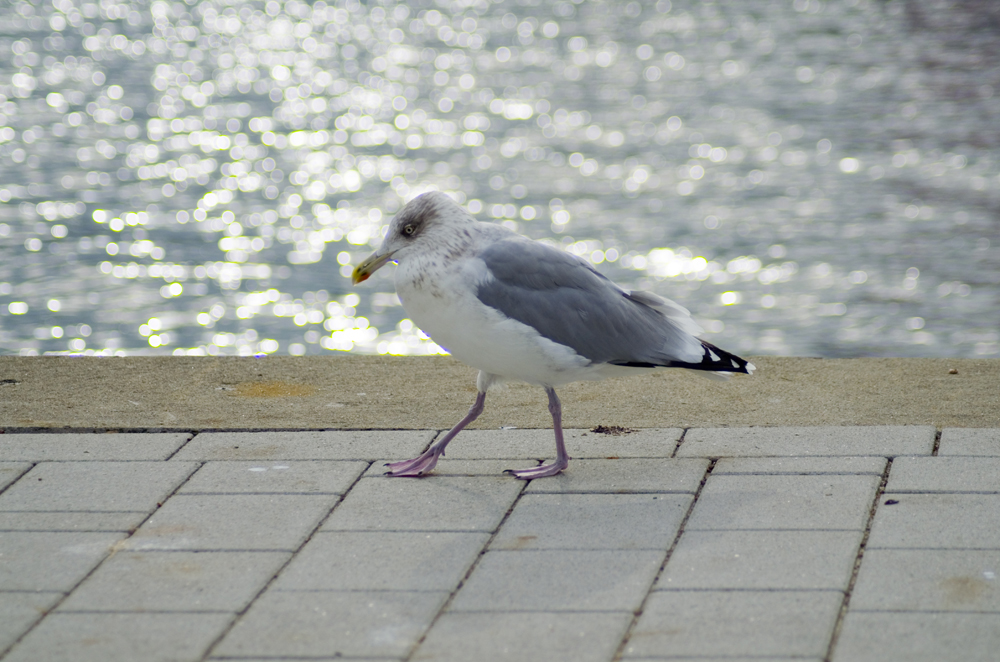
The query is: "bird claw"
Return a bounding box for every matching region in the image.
[385,450,442,477]
[504,460,568,480]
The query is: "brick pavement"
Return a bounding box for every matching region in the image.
[0,427,997,661]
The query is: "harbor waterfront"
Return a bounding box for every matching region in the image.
[1,1,998,359]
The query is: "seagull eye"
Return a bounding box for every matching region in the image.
[402,224,416,236]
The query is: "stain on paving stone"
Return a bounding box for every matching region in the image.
[591,425,637,435]
[941,576,989,607]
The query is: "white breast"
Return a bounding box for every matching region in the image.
[394,251,594,387]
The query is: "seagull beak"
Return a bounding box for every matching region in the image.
[351,249,395,284]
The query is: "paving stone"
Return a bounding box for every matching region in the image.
[0,511,147,532]
[0,591,63,652]
[441,428,682,459]
[173,430,434,461]
[59,551,290,612]
[0,462,32,492]
[867,494,1000,549]
[415,611,633,662]
[658,530,863,590]
[322,475,522,532]
[450,549,664,612]
[3,612,233,662]
[179,460,367,494]
[938,428,1000,456]
[214,589,448,659]
[886,457,1000,493]
[523,458,709,494]
[833,611,1000,662]
[124,493,336,551]
[0,532,126,591]
[686,474,879,530]
[713,456,887,475]
[211,660,397,662]
[623,590,843,658]
[490,493,691,551]
[0,433,191,461]
[621,658,822,662]
[0,461,198,512]
[850,549,1000,611]
[679,426,935,457]
[273,531,489,591]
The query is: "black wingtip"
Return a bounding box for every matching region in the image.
[608,341,753,374]
[695,341,754,374]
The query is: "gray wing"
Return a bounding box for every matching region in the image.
[476,239,704,366]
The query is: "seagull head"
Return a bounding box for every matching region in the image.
[352,191,469,284]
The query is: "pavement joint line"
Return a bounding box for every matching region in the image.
[823,456,892,662]
[400,471,532,662]
[162,431,197,461]
[0,462,33,498]
[199,459,375,661]
[610,457,717,662]
[670,427,688,459]
[0,428,441,437]
[0,458,204,660]
[931,429,942,456]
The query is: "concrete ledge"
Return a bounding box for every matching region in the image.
[1,356,998,431]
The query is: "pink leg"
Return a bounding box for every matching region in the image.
[385,391,487,477]
[505,387,569,480]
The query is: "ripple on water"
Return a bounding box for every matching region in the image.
[0,0,997,358]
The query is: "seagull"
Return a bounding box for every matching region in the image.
[352,191,754,479]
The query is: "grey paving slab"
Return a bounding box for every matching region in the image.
[490,493,691,551]
[0,461,199,512]
[0,511,147,532]
[174,430,434,461]
[623,590,843,658]
[0,591,63,653]
[124,493,336,551]
[214,589,448,659]
[713,456,887,475]
[867,494,1000,549]
[0,462,31,492]
[209,658,399,662]
[210,658,398,662]
[441,428,683,459]
[938,428,1000,456]
[179,460,367,494]
[886,457,1000,493]
[523,458,709,494]
[273,530,489,591]
[3,611,233,662]
[59,551,290,612]
[833,611,1000,662]
[679,426,935,457]
[0,531,126,591]
[415,611,634,662]
[322,475,522,532]
[685,474,880,530]
[449,549,664,612]
[657,530,863,590]
[620,658,822,662]
[0,433,191,461]
[850,549,1000,612]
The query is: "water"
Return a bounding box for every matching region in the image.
[1,0,997,359]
